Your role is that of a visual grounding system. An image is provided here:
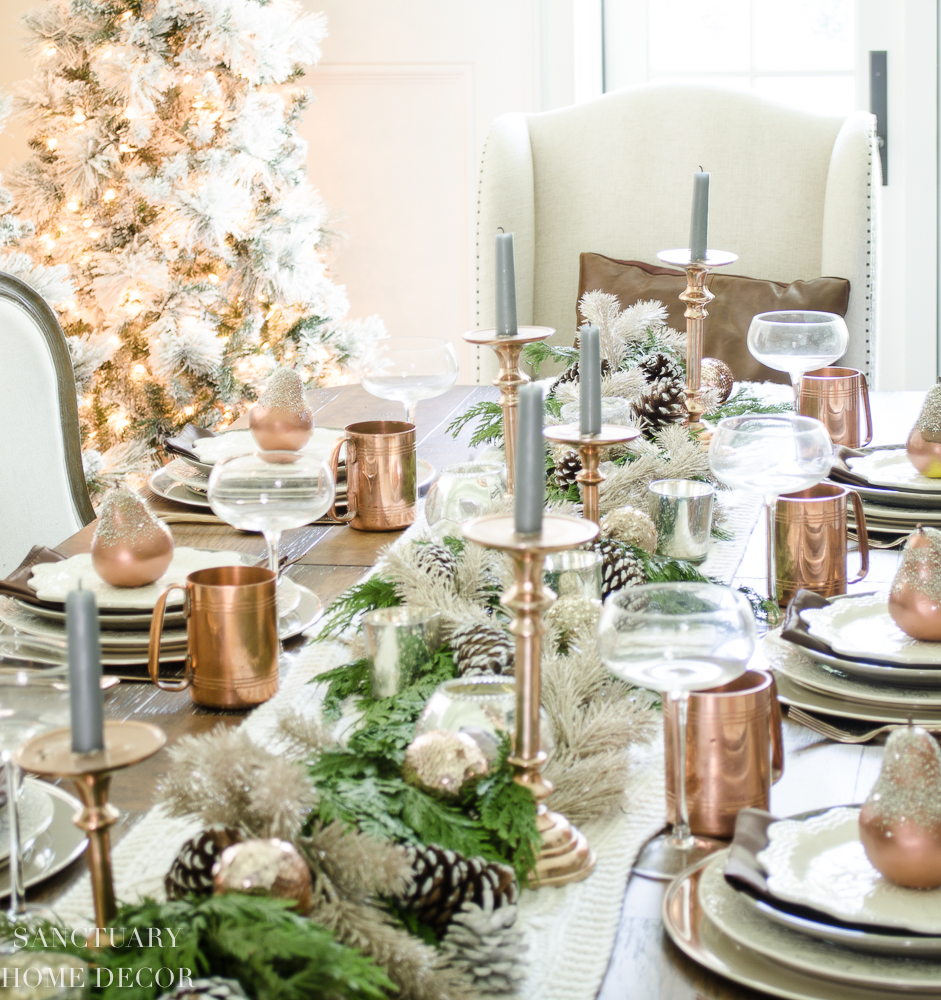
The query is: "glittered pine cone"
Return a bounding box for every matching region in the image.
[632,377,687,437]
[165,827,241,900]
[550,358,612,395]
[593,538,646,600]
[638,351,683,384]
[450,622,514,676]
[415,542,458,582]
[156,978,249,1000]
[442,901,526,995]
[554,450,583,490]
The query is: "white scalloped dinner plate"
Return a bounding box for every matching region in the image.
[847,449,941,492]
[758,807,941,936]
[801,593,941,666]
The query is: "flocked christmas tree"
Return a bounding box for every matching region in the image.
[9,0,384,490]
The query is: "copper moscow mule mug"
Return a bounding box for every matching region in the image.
[798,366,873,448]
[328,420,417,531]
[148,565,279,709]
[774,482,869,605]
[664,669,784,838]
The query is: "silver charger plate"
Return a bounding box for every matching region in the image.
[698,852,941,990]
[148,465,212,508]
[0,781,56,863]
[663,855,925,1000]
[775,672,941,725]
[16,598,187,631]
[0,781,87,898]
[798,640,941,687]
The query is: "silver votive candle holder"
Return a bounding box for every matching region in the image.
[648,479,715,563]
[543,550,603,601]
[362,605,441,696]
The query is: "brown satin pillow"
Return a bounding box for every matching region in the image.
[577,253,851,384]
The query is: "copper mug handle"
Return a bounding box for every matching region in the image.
[148,584,193,691]
[327,434,355,523]
[859,373,873,447]
[768,673,785,783]
[848,488,870,583]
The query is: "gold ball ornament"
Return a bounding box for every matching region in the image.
[402,729,489,798]
[599,505,658,555]
[700,357,734,404]
[91,487,174,587]
[213,838,313,913]
[859,726,941,889]
[888,525,941,640]
[907,384,941,477]
[249,368,314,451]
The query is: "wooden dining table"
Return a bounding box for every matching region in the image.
[29,384,924,1000]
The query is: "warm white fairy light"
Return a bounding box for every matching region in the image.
[72,111,86,123]
[66,201,79,212]
[46,137,57,150]
[82,218,92,228]
[131,363,147,381]
[103,189,116,202]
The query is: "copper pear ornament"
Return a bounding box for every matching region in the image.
[249,368,314,451]
[888,526,941,640]
[907,384,941,477]
[91,487,175,587]
[859,726,941,889]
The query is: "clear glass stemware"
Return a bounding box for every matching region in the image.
[708,414,833,605]
[746,310,849,405]
[597,582,757,879]
[361,336,460,426]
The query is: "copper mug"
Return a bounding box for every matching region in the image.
[665,669,784,838]
[148,565,279,709]
[774,482,869,605]
[328,420,417,531]
[798,366,873,447]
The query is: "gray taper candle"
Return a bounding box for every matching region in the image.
[66,584,104,754]
[690,170,709,261]
[579,324,602,436]
[495,231,518,337]
[514,382,545,535]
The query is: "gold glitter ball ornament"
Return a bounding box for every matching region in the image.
[889,526,941,640]
[91,487,174,587]
[701,357,734,404]
[402,730,489,798]
[859,726,941,889]
[600,505,658,555]
[907,384,941,477]
[212,838,313,913]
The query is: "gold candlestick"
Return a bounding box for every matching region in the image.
[16,720,166,933]
[463,327,554,495]
[656,249,738,439]
[543,424,641,524]
[463,513,598,886]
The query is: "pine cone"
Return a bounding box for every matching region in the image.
[157,978,248,1000]
[404,845,518,937]
[451,622,514,676]
[165,827,241,900]
[553,450,582,490]
[593,539,646,600]
[442,901,527,996]
[632,377,686,436]
[550,358,612,394]
[638,351,683,384]
[415,542,458,582]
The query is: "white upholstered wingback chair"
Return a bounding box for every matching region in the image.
[0,272,94,575]
[474,83,878,382]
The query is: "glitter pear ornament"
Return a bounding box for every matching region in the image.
[402,730,489,798]
[91,487,174,587]
[907,383,941,477]
[888,526,941,640]
[859,726,941,889]
[212,838,313,913]
[249,368,314,451]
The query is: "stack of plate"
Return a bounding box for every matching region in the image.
[0,547,323,673]
[666,807,941,999]
[764,593,941,725]
[832,445,941,543]
[152,427,437,510]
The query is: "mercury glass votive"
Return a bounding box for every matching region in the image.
[363,606,442,697]
[543,550,602,601]
[560,396,633,426]
[648,479,715,563]
[424,462,506,529]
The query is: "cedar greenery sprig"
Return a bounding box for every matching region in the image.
[316,578,400,641]
[4,895,393,1000]
[711,386,792,419]
[446,399,504,447]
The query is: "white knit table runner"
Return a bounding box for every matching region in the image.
[51,491,760,1000]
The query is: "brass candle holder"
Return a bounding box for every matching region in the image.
[543,424,641,524]
[656,249,738,439]
[15,720,166,932]
[462,327,554,495]
[463,513,599,886]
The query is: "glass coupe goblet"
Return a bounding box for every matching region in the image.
[0,656,70,937]
[746,310,849,405]
[208,451,335,615]
[708,414,832,605]
[597,582,757,879]
[361,337,459,426]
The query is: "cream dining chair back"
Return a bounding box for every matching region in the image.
[474,83,878,382]
[0,272,94,575]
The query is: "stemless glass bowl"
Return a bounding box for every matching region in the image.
[424,462,506,530]
[361,336,460,426]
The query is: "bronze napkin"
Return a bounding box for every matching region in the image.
[0,546,67,608]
